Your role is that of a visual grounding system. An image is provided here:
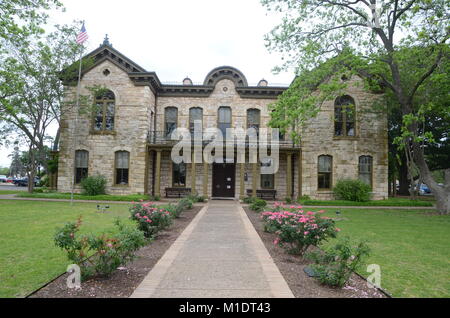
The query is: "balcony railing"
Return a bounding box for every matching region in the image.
[147,131,300,148]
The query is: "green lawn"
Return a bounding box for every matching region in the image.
[0,200,134,298]
[316,208,450,297]
[301,197,434,207]
[16,192,150,202]
[0,190,23,195]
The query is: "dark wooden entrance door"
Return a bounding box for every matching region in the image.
[212,162,236,197]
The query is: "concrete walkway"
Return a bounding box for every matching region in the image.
[131,200,294,298]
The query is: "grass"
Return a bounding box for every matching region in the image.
[300,197,434,207]
[0,200,135,298]
[314,208,450,297]
[0,190,23,195]
[16,192,151,202]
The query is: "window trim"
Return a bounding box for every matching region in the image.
[317,155,333,190]
[247,108,261,135]
[217,106,232,137]
[164,106,178,137]
[114,150,130,186]
[92,89,116,133]
[189,107,203,135]
[74,150,89,185]
[172,162,187,188]
[334,95,356,138]
[358,155,373,188]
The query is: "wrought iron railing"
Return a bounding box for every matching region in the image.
[147,131,300,148]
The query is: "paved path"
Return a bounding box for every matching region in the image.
[131,200,294,298]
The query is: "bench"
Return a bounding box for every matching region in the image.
[165,187,192,198]
[246,189,277,200]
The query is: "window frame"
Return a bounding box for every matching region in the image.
[317,155,333,190]
[217,106,232,137]
[358,155,373,188]
[92,90,115,133]
[334,95,356,137]
[172,162,186,188]
[74,150,89,184]
[247,108,261,136]
[189,107,203,136]
[164,107,178,137]
[114,151,130,186]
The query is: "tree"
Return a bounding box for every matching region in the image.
[0,22,85,192]
[263,0,450,214]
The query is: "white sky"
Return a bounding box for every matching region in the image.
[0,0,294,168]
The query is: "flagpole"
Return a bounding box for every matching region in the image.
[70,22,85,206]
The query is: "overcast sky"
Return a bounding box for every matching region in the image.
[0,0,294,168]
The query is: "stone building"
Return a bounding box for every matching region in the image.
[57,39,388,200]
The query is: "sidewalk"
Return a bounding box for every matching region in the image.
[131,200,294,298]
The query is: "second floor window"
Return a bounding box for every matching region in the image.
[75,150,88,184]
[335,95,355,137]
[189,107,203,136]
[94,90,115,131]
[260,159,274,189]
[318,155,332,189]
[115,151,129,185]
[247,109,261,135]
[218,106,231,137]
[165,107,178,137]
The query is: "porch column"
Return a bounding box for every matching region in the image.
[191,153,197,195]
[154,150,162,198]
[287,152,292,199]
[203,161,208,198]
[240,163,245,199]
[298,149,302,198]
[252,162,258,197]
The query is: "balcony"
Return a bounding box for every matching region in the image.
[147,131,300,149]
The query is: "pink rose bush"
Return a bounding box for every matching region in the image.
[261,202,339,256]
[130,202,172,237]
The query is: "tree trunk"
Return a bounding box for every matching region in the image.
[397,160,409,195]
[412,142,450,214]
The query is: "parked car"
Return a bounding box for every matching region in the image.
[419,183,431,195]
[15,177,40,187]
[6,177,14,183]
[0,175,7,183]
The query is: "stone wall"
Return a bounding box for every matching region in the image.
[58,60,155,194]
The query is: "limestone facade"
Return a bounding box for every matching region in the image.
[57,43,388,200]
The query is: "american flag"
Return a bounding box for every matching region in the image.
[76,22,88,44]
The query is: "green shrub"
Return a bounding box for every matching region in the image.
[284,197,293,204]
[129,202,172,237]
[186,193,205,203]
[80,175,107,196]
[179,198,194,210]
[262,209,339,255]
[333,179,372,202]
[297,195,311,202]
[54,217,146,280]
[306,237,371,287]
[243,196,257,204]
[249,198,267,212]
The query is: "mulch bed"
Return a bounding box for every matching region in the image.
[243,206,387,298]
[28,205,203,298]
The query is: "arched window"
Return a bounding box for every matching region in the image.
[247,108,261,135]
[335,95,355,137]
[164,107,178,137]
[218,106,231,136]
[75,150,89,184]
[318,155,332,189]
[359,155,373,187]
[94,90,115,131]
[189,107,203,135]
[115,151,129,185]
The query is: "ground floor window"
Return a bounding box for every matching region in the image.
[359,155,373,187]
[260,159,274,189]
[318,155,332,189]
[75,150,88,184]
[173,162,186,187]
[115,151,129,185]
